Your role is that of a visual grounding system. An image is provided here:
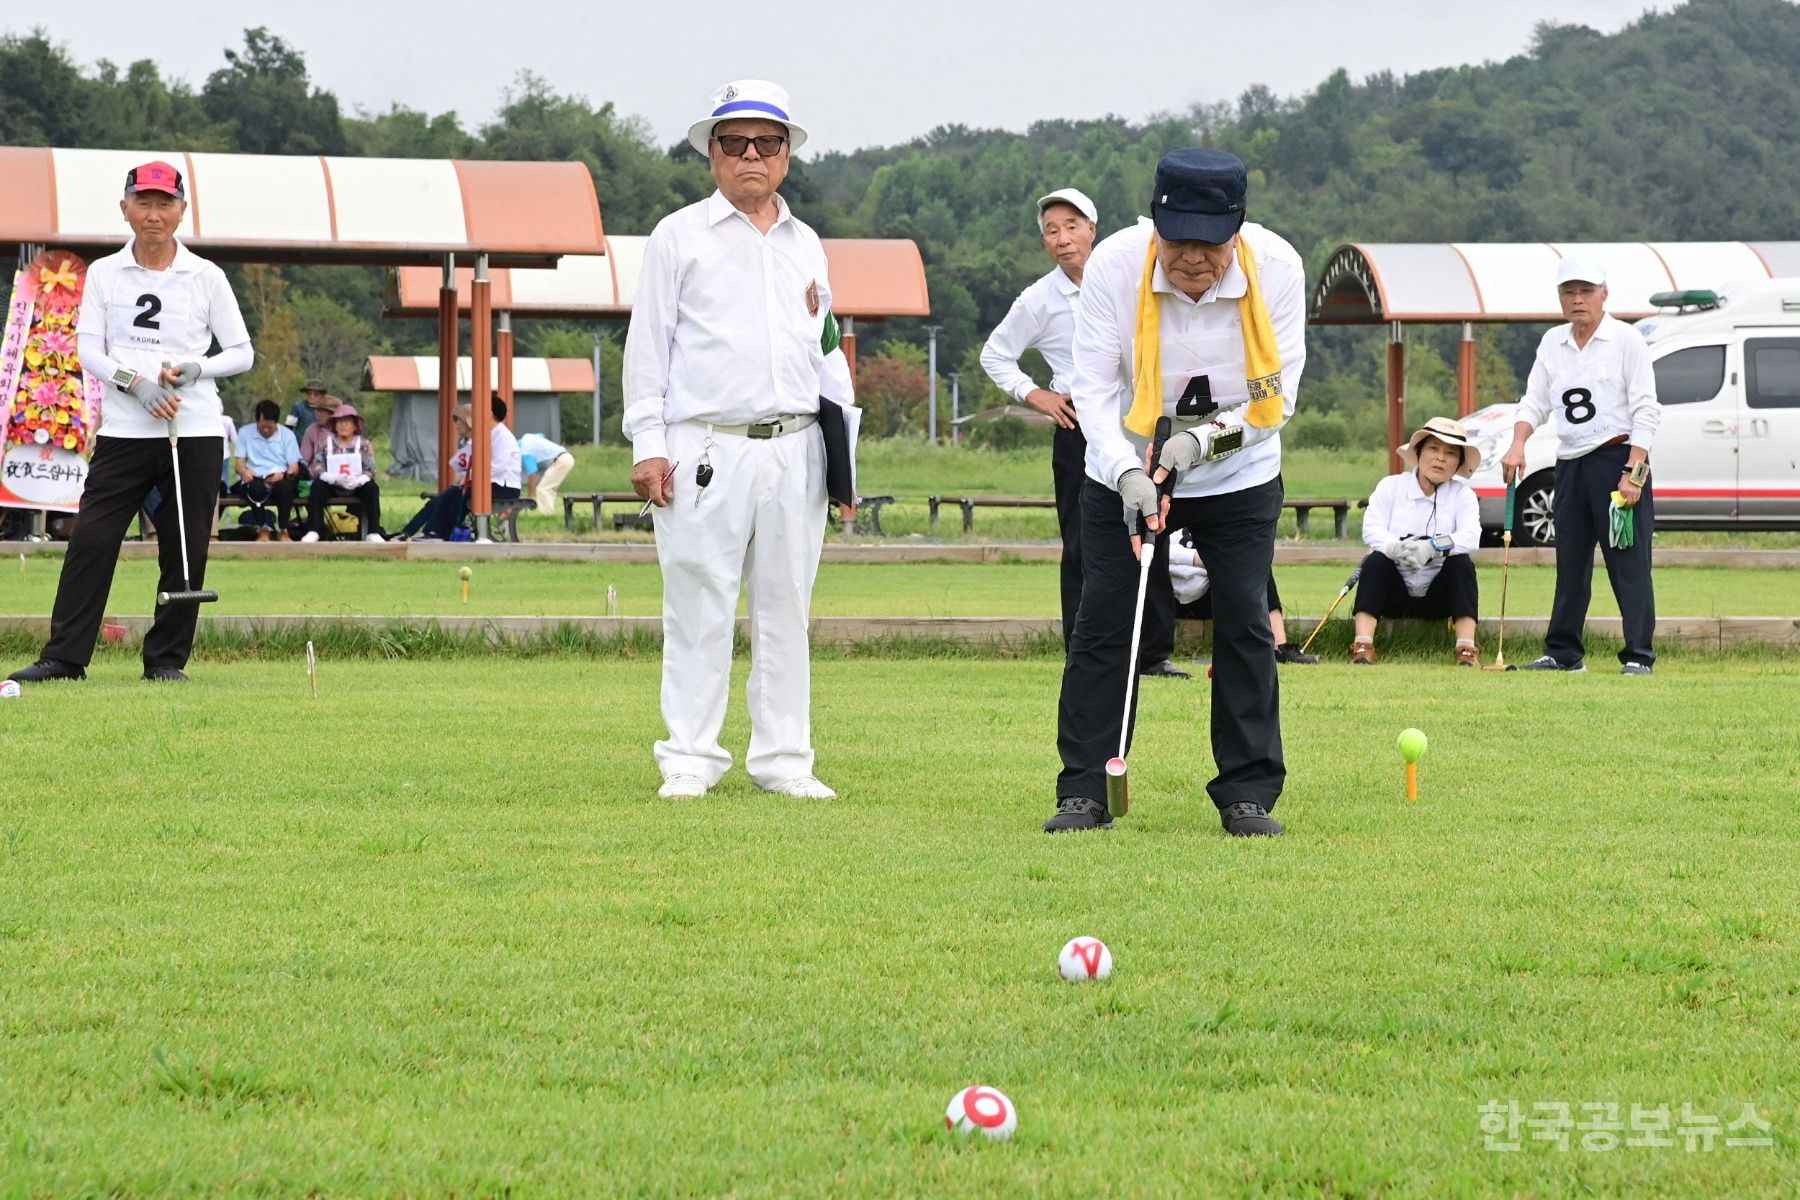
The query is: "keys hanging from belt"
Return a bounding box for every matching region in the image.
[694,432,714,507]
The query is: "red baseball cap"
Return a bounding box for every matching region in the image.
[124,160,185,199]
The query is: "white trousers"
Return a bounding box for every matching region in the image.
[653,420,827,788]
[534,452,575,516]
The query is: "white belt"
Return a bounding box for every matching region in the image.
[693,413,817,440]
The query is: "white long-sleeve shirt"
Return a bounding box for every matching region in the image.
[979,265,1080,401]
[1069,219,1307,498]
[621,190,832,464]
[1515,313,1660,458]
[1362,471,1482,594]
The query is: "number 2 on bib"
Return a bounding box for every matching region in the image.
[1560,387,1595,424]
[132,294,162,330]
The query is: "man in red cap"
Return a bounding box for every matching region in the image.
[8,160,254,685]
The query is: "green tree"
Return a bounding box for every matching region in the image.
[201,28,346,155]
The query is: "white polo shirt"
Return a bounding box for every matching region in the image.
[622,190,831,464]
[491,423,523,488]
[76,239,251,439]
[1070,219,1308,498]
[1516,313,1659,458]
[980,265,1080,401]
[1361,471,1482,593]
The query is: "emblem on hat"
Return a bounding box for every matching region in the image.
[722,85,738,102]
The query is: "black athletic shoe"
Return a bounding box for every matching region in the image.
[1137,659,1193,679]
[142,667,189,682]
[1043,797,1114,833]
[1220,801,1284,837]
[1275,642,1319,665]
[7,658,85,683]
[1620,661,1653,676]
[1514,655,1585,673]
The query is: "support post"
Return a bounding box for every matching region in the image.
[497,312,515,431]
[592,333,603,444]
[1386,321,1406,475]
[840,315,857,386]
[436,255,457,491]
[924,324,942,443]
[470,254,494,541]
[1457,321,1477,418]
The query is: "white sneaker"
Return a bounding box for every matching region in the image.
[299,531,321,543]
[364,533,386,543]
[657,773,709,799]
[763,776,837,799]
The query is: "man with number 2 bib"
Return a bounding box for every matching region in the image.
[1500,255,1658,675]
[9,160,253,685]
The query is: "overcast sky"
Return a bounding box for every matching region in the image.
[17,0,1670,155]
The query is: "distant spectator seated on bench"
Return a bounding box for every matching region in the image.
[300,403,385,543]
[232,399,301,537]
[1351,417,1482,667]
[405,399,522,541]
[519,432,575,519]
[1170,529,1318,665]
[294,388,344,480]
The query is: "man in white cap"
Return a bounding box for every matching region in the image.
[981,190,1185,678]
[1500,255,1659,674]
[624,80,839,800]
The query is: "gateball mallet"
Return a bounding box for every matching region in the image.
[1104,417,1176,818]
[1298,566,1362,658]
[155,417,220,607]
[1487,479,1518,671]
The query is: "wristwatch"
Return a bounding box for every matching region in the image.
[1625,461,1650,487]
[109,366,137,391]
[1203,421,1244,462]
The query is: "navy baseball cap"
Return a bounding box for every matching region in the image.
[1150,149,1247,244]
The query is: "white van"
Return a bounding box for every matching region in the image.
[1462,278,1800,545]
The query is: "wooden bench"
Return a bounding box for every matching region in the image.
[561,491,641,531]
[929,495,1057,532]
[418,492,535,542]
[1284,497,1368,539]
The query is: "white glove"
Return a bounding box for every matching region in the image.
[345,474,370,490]
[1394,537,1436,573]
[1117,467,1159,532]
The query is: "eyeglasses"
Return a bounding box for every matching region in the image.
[713,133,788,158]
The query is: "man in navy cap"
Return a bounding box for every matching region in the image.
[1043,148,1307,836]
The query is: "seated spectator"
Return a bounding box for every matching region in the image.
[233,399,302,538]
[301,403,385,543]
[393,431,471,541]
[519,430,575,518]
[1351,416,1482,666]
[296,388,344,479]
[1170,529,1318,665]
[411,399,523,541]
[286,378,330,445]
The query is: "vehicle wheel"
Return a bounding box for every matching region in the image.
[1516,471,1556,547]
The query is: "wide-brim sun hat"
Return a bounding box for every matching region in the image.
[1398,415,1481,478]
[686,79,808,157]
[328,403,364,433]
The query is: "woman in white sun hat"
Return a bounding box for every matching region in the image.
[1350,416,1484,666]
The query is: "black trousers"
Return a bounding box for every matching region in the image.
[1176,572,1283,622]
[1547,442,1655,666]
[234,476,298,529]
[1057,475,1284,812]
[1353,551,1479,620]
[43,434,222,670]
[307,480,382,538]
[427,483,520,539]
[1056,427,1177,666]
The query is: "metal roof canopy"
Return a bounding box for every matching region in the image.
[382,237,931,319]
[1308,240,1800,472]
[365,356,596,394]
[0,146,605,267]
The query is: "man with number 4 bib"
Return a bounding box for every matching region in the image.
[1501,255,1658,675]
[9,160,253,685]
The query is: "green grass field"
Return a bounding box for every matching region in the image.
[4,557,1794,622]
[2,656,1796,1196]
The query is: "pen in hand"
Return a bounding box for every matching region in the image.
[639,461,679,516]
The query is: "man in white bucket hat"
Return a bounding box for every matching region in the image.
[624,79,840,802]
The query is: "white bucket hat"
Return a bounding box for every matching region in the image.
[686,79,809,157]
[1398,416,1481,478]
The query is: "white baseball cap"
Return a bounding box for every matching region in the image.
[686,79,809,157]
[1555,254,1608,287]
[1036,188,1098,228]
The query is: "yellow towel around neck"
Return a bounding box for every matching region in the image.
[1124,234,1286,437]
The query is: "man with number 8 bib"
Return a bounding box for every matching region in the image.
[8,160,253,685]
[1500,255,1658,674]
[1044,149,1306,835]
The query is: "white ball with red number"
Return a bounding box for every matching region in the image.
[944,1085,1017,1140]
[1058,936,1113,982]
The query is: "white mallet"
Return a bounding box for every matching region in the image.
[305,639,318,699]
[944,1086,1017,1141]
[1058,936,1113,982]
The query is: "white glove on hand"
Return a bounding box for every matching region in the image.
[127,375,172,414]
[1394,537,1436,574]
[166,361,203,387]
[345,474,370,490]
[1117,468,1159,532]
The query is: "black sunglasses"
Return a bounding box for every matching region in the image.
[713,133,788,158]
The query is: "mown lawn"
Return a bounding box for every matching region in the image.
[1,654,1796,1196]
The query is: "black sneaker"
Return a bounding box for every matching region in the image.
[1043,797,1113,833]
[1620,661,1653,676]
[1275,642,1319,665]
[1220,801,1284,837]
[1513,655,1585,673]
[8,658,85,683]
[1137,659,1193,679]
[143,666,189,682]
